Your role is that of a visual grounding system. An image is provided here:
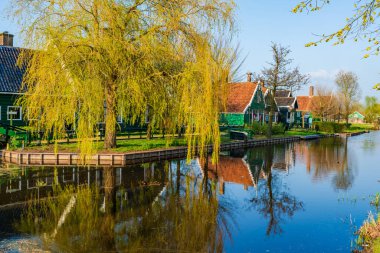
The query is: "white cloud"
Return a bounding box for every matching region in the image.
[307,69,342,85]
[295,69,343,96]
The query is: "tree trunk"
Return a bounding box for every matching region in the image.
[176,160,181,194]
[146,124,152,140]
[104,167,116,214]
[268,110,273,138]
[345,104,349,126]
[267,89,276,138]
[104,81,117,149]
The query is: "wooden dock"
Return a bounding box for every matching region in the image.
[335,131,369,138]
[1,135,329,167]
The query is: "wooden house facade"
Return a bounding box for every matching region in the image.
[349,111,365,123]
[220,82,265,126]
[0,33,27,127]
[274,90,298,128]
[220,74,276,126]
[296,86,336,128]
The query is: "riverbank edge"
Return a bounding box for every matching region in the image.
[1,134,339,167]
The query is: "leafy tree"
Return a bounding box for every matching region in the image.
[364,96,380,123]
[13,0,236,158]
[256,43,309,137]
[335,71,361,125]
[293,0,380,89]
[309,85,337,121]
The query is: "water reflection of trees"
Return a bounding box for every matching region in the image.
[295,138,356,190]
[15,160,233,252]
[246,146,304,236]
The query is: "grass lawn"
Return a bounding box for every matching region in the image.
[345,123,375,133]
[284,129,320,136]
[21,137,188,153]
[15,123,376,153]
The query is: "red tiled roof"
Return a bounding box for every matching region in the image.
[309,96,334,111]
[296,96,311,111]
[225,82,258,113]
[296,95,334,112]
[206,156,254,186]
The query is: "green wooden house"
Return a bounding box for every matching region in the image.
[0,33,28,127]
[349,111,365,123]
[220,78,267,126]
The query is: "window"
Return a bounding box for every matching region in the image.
[7,106,22,120]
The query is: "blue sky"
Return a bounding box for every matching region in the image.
[0,0,378,101]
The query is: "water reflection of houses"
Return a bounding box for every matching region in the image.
[293,138,354,190]
[270,144,295,172]
[294,139,346,176]
[0,163,167,208]
[199,145,295,194]
[204,156,265,193]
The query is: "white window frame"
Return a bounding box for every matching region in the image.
[7,106,22,121]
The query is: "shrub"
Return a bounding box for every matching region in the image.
[9,136,22,150]
[250,122,261,135]
[260,124,268,135]
[248,122,269,135]
[313,122,346,133]
[272,123,286,135]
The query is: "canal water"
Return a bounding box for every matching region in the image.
[0,132,379,252]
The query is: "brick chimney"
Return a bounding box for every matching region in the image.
[247,72,253,82]
[309,85,314,97]
[0,32,14,47]
[260,79,265,87]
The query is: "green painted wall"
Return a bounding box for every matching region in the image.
[295,111,313,127]
[244,88,266,124]
[295,111,302,124]
[220,113,245,126]
[249,89,265,110]
[0,94,27,127]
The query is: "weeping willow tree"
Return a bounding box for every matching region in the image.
[13,0,236,159]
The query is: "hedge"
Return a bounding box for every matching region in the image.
[313,122,346,133]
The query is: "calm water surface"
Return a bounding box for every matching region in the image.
[0,132,379,252]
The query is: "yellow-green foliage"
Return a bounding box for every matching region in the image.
[293,0,380,64]
[16,165,230,252]
[357,212,380,252]
[13,0,237,161]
